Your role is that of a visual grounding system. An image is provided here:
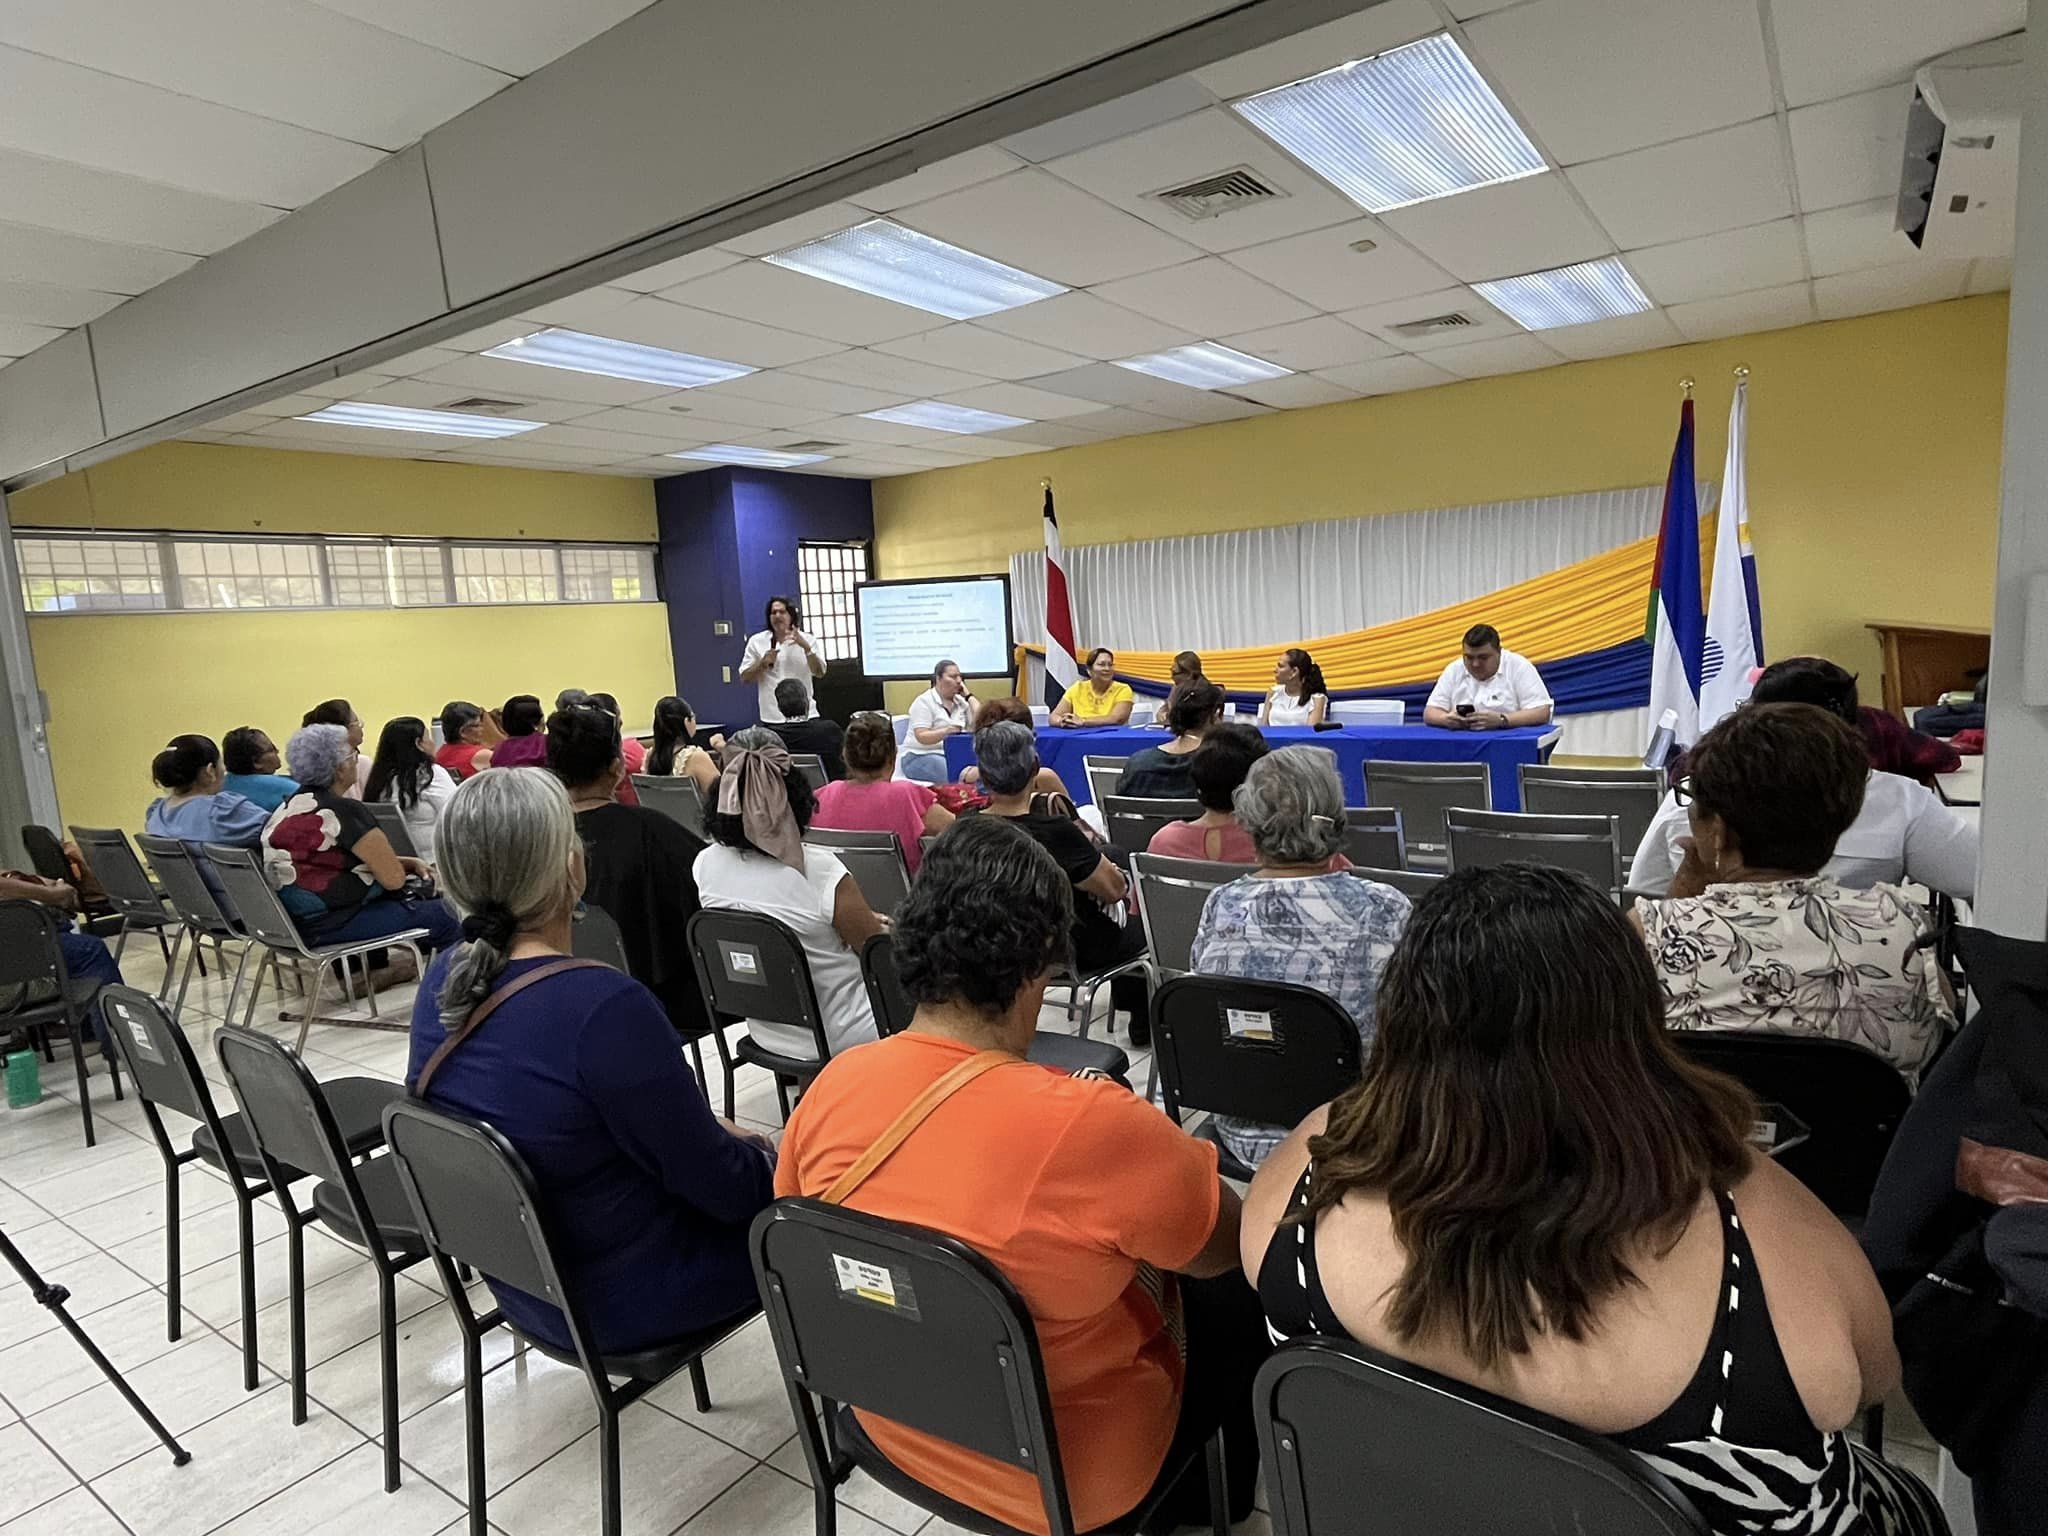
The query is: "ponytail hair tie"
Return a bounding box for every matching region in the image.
[460,904,517,950]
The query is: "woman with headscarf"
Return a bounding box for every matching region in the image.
[691,728,886,1061]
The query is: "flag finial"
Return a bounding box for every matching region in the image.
[1040,477,1052,490]
[1679,376,1695,397]
[1732,365,1750,380]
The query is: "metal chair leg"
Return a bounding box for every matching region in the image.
[236,1192,260,1392]
[169,929,202,1020]
[164,1160,182,1342]
[462,1326,489,1536]
[286,1216,308,1425]
[378,1268,402,1491]
[67,1011,96,1147]
[1204,1431,1229,1536]
[688,1356,711,1413]
[219,940,254,1028]
[598,1405,624,1536]
[292,962,330,1054]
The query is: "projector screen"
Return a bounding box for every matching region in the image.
[856,575,1014,681]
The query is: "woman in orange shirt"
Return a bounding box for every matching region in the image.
[775,815,1267,1535]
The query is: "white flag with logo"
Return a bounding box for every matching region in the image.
[1699,378,1764,728]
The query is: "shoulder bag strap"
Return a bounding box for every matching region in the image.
[819,1049,1017,1207]
[412,957,612,1099]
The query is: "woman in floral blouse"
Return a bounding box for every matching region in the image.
[1633,702,1952,1085]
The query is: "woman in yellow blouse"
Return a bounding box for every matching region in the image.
[1050,646,1136,729]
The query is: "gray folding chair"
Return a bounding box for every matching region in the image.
[1517,764,1665,875]
[1347,866,1445,901]
[789,754,828,794]
[804,831,913,917]
[1130,852,1243,976]
[1444,808,1624,902]
[1081,755,1130,806]
[1340,807,1406,871]
[0,898,122,1145]
[1100,796,1202,855]
[631,774,707,838]
[1362,761,1492,871]
[136,834,250,1022]
[68,825,181,973]
[363,800,420,859]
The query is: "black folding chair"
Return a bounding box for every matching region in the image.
[805,830,913,918]
[363,800,420,859]
[0,899,123,1145]
[68,825,182,973]
[1129,853,1242,978]
[1340,808,1405,871]
[791,754,830,794]
[20,823,120,936]
[860,934,1131,1083]
[1516,764,1665,876]
[1345,866,1444,901]
[631,774,707,838]
[753,1198,1230,1536]
[1151,975,1362,1181]
[382,1100,754,1536]
[1099,796,1202,855]
[97,986,398,1383]
[136,835,249,1022]
[1254,1337,1708,1536]
[215,1025,432,1492]
[1080,756,1130,806]
[686,909,835,1122]
[1445,808,1624,902]
[1361,761,1491,871]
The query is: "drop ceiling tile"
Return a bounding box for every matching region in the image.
[1538,308,1683,360]
[784,349,993,396]
[1465,0,1773,164]
[1216,315,1392,372]
[1336,287,1520,351]
[962,436,1062,457]
[1226,373,1361,409]
[1568,119,1794,250]
[310,0,657,76]
[657,261,949,345]
[1193,0,1442,99]
[442,318,544,352]
[515,285,642,331]
[1313,355,1458,394]
[1446,0,1523,15]
[0,220,197,293]
[611,247,743,293]
[193,408,289,433]
[596,298,847,368]
[1091,257,1315,334]
[809,414,981,449]
[367,387,607,425]
[849,144,1027,210]
[1043,107,1360,253]
[690,370,909,415]
[814,457,920,477]
[512,423,708,454]
[239,390,348,417]
[314,369,401,398]
[248,418,459,453]
[1384,175,1612,282]
[1000,77,1220,164]
[1053,406,1190,440]
[871,324,1087,381]
[1802,199,1920,276]
[414,353,673,405]
[569,404,735,440]
[1222,218,1452,311]
[1627,220,1807,306]
[1968,256,2013,295]
[1789,85,1912,213]
[973,291,1196,360]
[1426,335,1566,378]
[376,345,468,376]
[1666,281,1816,341]
[1771,0,2025,108]
[1025,361,1274,423]
[0,319,67,357]
[454,439,635,466]
[0,145,279,254]
[1813,260,1971,320]
[985,418,1116,449]
[662,392,835,431]
[933,382,1108,420]
[719,201,874,257]
[854,443,981,468]
[897,168,1201,286]
[0,279,123,328]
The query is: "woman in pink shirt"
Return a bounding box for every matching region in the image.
[811,713,956,872]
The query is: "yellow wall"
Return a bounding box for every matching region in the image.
[873,295,2007,709]
[13,444,670,834]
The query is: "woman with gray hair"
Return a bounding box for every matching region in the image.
[1189,746,1411,1168]
[969,718,1153,1044]
[406,767,775,1354]
[260,722,461,970]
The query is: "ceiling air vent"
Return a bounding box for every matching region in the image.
[436,396,532,416]
[776,440,844,454]
[1388,312,1478,339]
[1148,166,1285,222]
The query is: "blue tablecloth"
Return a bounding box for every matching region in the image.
[942,723,1554,810]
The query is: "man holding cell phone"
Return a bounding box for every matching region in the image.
[1423,623,1554,731]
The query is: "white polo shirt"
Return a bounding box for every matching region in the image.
[903,687,972,761]
[1426,649,1553,716]
[740,628,820,720]
[1628,769,1979,901]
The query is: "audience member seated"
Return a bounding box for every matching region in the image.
[1260,647,1329,727]
[959,698,1071,797]
[363,716,458,865]
[1634,703,1954,1085]
[764,679,846,780]
[692,729,884,1060]
[301,698,367,797]
[1422,623,1554,730]
[263,723,460,979]
[546,706,711,1037]
[1241,864,1946,1536]
[435,701,491,780]
[1152,649,1206,724]
[0,867,122,1048]
[811,713,955,874]
[586,693,646,778]
[407,767,773,1354]
[647,695,721,796]
[1633,656,1978,900]
[1120,680,1224,799]
[220,726,298,811]
[902,659,979,784]
[146,734,271,858]
[968,720,1151,1043]
[1145,721,1269,864]
[775,815,1266,1535]
[1050,647,1135,729]
[1190,747,1408,1168]
[485,695,549,770]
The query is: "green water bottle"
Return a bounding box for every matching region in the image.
[6,1049,41,1109]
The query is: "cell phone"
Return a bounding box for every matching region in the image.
[1456,703,1475,717]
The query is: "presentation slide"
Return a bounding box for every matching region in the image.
[857,575,1014,680]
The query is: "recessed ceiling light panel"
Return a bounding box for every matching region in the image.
[1234,33,1545,213]
[861,400,1032,435]
[1473,257,1653,330]
[765,218,1067,319]
[1114,342,1292,390]
[668,444,830,468]
[484,328,756,388]
[297,402,545,439]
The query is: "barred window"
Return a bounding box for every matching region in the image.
[452,544,559,605]
[16,537,166,612]
[389,544,451,607]
[173,540,322,609]
[326,543,390,607]
[797,540,867,662]
[561,545,655,602]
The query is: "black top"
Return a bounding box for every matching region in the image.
[575,803,712,1038]
[1117,745,1196,800]
[976,803,1130,974]
[768,716,847,781]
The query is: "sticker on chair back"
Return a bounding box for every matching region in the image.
[833,1253,921,1319]
[119,1013,164,1066]
[719,943,765,986]
[1225,1008,1277,1043]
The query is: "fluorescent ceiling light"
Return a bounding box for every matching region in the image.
[765,217,1066,319]
[1234,33,1545,213]
[483,327,755,388]
[668,444,830,469]
[1114,342,1292,390]
[1474,257,1652,331]
[861,400,1032,435]
[296,402,545,439]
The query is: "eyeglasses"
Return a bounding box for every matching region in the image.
[1670,776,1695,806]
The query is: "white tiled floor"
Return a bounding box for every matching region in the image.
[0,941,1179,1536]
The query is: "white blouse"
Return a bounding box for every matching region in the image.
[1264,686,1324,726]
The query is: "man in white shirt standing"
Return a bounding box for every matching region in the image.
[739,594,825,722]
[1423,624,1554,731]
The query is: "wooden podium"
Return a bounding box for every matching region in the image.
[1865,622,1990,719]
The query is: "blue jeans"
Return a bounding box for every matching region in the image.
[58,926,122,1047]
[304,895,462,954]
[900,752,949,784]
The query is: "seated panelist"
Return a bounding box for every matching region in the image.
[1423,623,1553,731]
[1049,647,1135,729]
